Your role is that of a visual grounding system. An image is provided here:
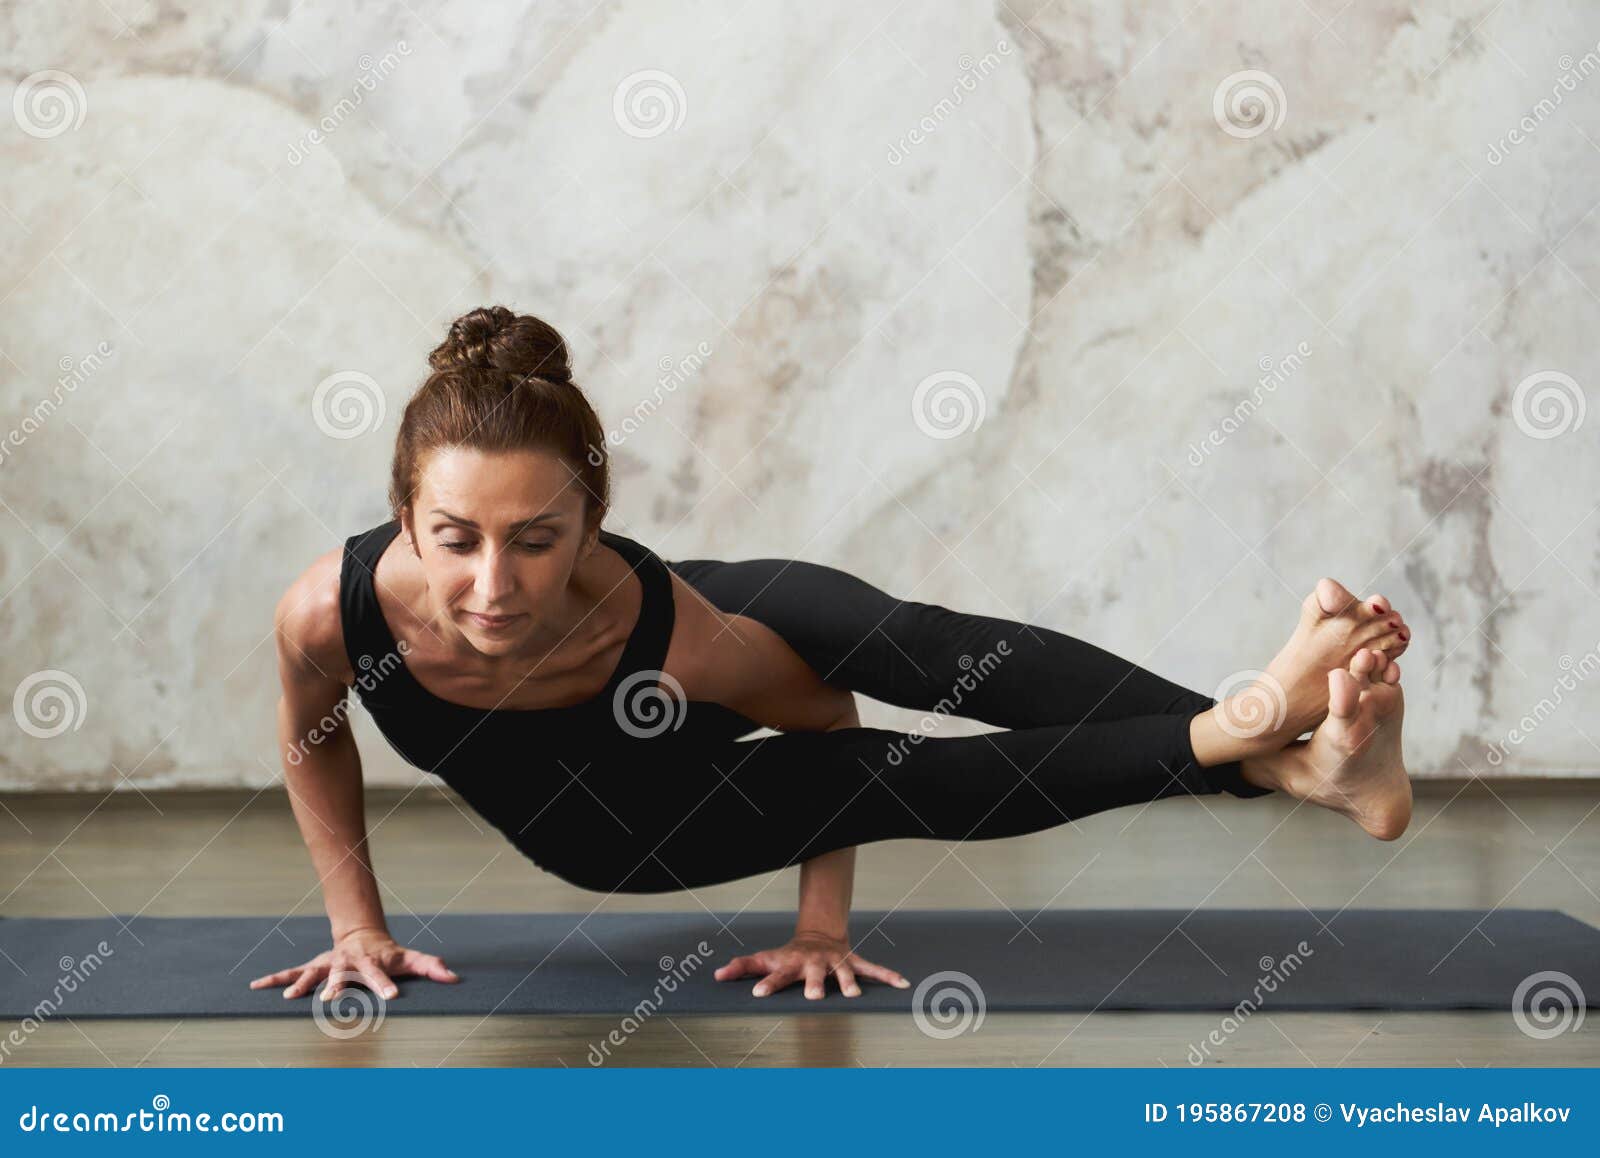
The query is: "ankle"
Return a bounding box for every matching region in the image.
[1241,743,1309,794]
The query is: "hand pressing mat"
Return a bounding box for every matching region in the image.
[1,909,1595,1019]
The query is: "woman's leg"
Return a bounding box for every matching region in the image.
[665,555,1270,799]
[530,649,1409,895]
[551,711,1262,894]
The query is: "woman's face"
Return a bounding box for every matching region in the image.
[401,446,597,654]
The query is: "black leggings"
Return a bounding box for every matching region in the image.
[528,555,1273,894]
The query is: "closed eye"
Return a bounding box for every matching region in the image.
[440,541,552,554]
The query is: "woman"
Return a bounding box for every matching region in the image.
[251,307,1413,1005]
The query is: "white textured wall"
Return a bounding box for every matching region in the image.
[1,1,1596,790]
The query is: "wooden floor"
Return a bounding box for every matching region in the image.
[2,780,1596,1067]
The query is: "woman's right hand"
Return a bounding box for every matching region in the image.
[248,926,460,1000]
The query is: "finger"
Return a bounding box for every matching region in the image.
[250,968,298,989]
[803,961,828,1000]
[753,969,795,998]
[850,957,911,989]
[833,960,861,998]
[401,951,459,983]
[319,965,349,1002]
[282,967,321,1000]
[715,956,757,982]
[354,958,399,1000]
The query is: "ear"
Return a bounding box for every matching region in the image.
[398,507,419,555]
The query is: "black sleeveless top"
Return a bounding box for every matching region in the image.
[338,518,677,779]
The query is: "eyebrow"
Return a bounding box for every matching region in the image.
[428,509,564,535]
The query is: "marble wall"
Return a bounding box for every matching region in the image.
[2,1,1596,790]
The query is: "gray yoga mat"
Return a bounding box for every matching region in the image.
[2,908,1596,1019]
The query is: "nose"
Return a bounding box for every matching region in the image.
[473,546,516,605]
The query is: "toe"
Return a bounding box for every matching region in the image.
[1313,577,1359,618]
[1381,660,1401,685]
[1328,667,1360,717]
[1368,629,1409,657]
[1365,593,1391,615]
[1350,647,1378,681]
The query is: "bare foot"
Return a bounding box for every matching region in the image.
[1217,578,1411,747]
[1277,647,1412,840]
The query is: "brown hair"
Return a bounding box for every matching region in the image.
[389,306,609,530]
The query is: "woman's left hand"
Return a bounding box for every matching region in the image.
[713,931,911,999]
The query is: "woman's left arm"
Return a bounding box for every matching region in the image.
[673,608,912,998]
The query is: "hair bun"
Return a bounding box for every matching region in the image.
[428,305,574,384]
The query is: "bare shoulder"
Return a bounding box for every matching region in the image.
[661,569,854,730]
[660,569,727,693]
[274,545,353,687]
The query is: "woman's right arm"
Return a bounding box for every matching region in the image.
[251,556,457,1001]
[273,559,388,944]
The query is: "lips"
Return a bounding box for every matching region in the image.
[467,612,522,629]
